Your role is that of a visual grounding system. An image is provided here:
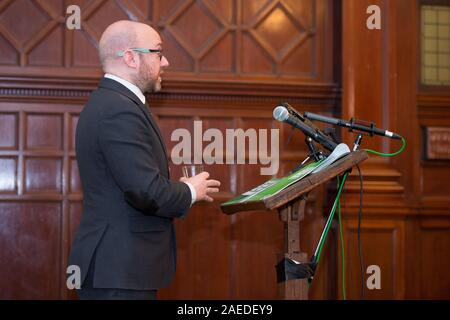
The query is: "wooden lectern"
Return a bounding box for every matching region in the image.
[221,150,368,300]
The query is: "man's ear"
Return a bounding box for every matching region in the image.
[123,51,138,69]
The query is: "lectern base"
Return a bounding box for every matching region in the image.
[276,252,309,300]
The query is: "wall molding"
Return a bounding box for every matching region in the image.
[0,76,341,105]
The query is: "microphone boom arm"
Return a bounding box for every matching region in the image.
[274,104,338,152]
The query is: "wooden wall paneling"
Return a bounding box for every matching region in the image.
[0,0,338,90]
[340,0,421,300]
[232,115,283,299]
[342,0,409,189]
[0,111,18,196]
[394,0,420,206]
[0,201,62,299]
[158,203,233,300]
[340,0,450,300]
[418,98,450,210]
[418,219,450,299]
[341,218,406,300]
[0,102,83,299]
[404,216,421,299]
[414,0,450,300]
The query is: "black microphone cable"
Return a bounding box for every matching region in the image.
[356,164,365,300]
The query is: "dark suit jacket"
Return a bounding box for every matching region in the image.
[69,77,191,290]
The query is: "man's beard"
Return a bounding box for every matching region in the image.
[132,60,161,93]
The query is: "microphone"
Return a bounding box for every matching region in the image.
[283,102,305,121]
[273,106,337,152]
[303,112,402,140]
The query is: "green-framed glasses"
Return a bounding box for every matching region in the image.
[117,48,163,60]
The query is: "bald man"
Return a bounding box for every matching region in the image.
[69,21,220,300]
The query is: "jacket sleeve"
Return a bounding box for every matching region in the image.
[98,105,191,218]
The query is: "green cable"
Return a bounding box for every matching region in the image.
[315,173,348,265]
[330,136,404,299]
[311,136,406,296]
[337,176,346,300]
[308,172,348,291]
[364,137,406,157]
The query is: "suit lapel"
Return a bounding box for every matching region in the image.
[99,78,170,178]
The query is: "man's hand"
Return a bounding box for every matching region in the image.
[180,172,221,203]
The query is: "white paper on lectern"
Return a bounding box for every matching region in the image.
[311,143,351,174]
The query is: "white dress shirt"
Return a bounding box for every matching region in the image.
[105,73,146,104]
[104,73,196,206]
